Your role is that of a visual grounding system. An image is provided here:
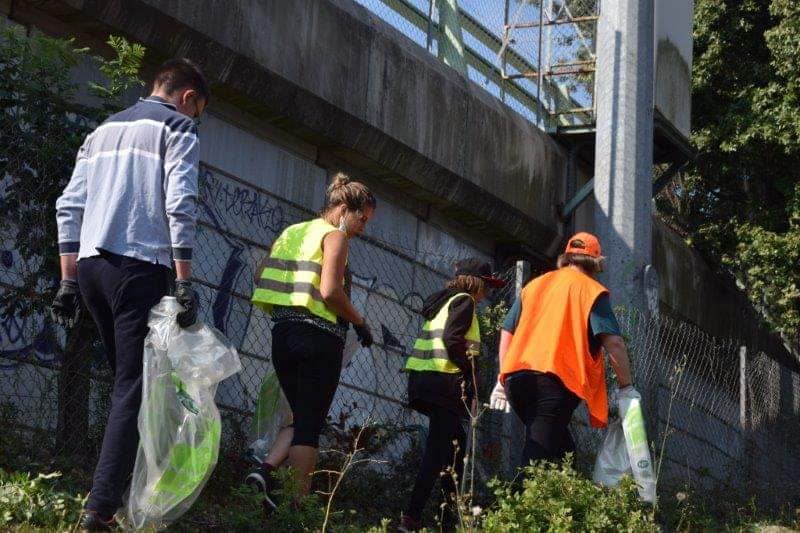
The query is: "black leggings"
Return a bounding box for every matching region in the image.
[406,405,466,523]
[505,371,581,468]
[271,320,344,447]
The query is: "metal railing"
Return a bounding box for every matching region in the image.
[355,0,598,128]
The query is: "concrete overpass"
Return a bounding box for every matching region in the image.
[4,0,790,361]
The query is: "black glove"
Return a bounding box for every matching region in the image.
[353,321,373,348]
[174,279,199,328]
[50,279,82,329]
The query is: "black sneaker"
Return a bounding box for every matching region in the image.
[80,511,117,531]
[244,464,278,511]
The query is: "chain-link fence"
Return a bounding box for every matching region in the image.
[353,0,598,128]
[189,162,521,478]
[568,307,800,510]
[2,156,800,512]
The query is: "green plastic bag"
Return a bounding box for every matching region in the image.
[122,297,241,530]
[592,387,656,503]
[247,369,291,461]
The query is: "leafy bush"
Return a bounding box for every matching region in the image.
[266,467,325,532]
[480,457,657,533]
[0,24,145,467]
[0,470,85,531]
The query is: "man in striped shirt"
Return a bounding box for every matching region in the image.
[51,58,209,531]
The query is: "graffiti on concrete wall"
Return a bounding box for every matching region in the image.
[0,160,484,435]
[192,162,477,422]
[0,313,56,368]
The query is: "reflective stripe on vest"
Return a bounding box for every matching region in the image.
[251,218,339,323]
[404,293,481,374]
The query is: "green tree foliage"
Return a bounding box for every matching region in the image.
[0,27,144,320]
[678,0,800,342]
[89,35,145,110]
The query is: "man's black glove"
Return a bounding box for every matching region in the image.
[50,279,82,329]
[353,321,373,348]
[174,280,199,328]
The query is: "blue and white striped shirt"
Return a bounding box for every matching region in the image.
[56,96,198,266]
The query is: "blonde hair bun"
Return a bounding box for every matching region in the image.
[323,171,376,214]
[328,172,352,195]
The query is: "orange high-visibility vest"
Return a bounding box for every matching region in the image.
[500,267,610,428]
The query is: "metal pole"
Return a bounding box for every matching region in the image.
[535,0,546,128]
[437,0,468,76]
[426,0,436,53]
[544,0,555,129]
[501,0,510,103]
[593,0,655,313]
[515,259,531,296]
[503,259,531,476]
[738,344,753,490]
[739,346,747,431]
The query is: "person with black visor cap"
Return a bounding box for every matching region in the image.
[398,259,506,532]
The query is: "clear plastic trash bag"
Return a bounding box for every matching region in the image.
[246,367,291,463]
[246,329,359,462]
[592,387,657,504]
[121,297,241,531]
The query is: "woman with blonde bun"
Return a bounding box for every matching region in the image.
[248,172,376,499]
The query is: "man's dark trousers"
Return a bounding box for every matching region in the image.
[77,251,169,517]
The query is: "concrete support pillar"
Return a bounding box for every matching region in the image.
[593,0,655,313]
[437,0,468,76]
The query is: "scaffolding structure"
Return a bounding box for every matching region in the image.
[498,0,599,129]
[355,0,600,128]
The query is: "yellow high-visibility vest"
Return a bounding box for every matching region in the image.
[404,293,480,373]
[251,218,341,323]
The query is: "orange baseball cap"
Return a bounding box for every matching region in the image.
[564,232,602,258]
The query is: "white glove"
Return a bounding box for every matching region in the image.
[489,381,511,413]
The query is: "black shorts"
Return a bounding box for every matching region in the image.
[271,320,344,447]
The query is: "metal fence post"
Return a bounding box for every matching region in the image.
[515,259,530,296]
[738,344,753,494]
[502,260,530,475]
[739,346,747,432]
[55,319,93,460]
[437,0,467,75]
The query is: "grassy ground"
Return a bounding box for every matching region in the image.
[0,422,797,532]
[2,459,798,532]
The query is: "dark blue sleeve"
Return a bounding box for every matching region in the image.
[502,297,522,333]
[588,293,621,352]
